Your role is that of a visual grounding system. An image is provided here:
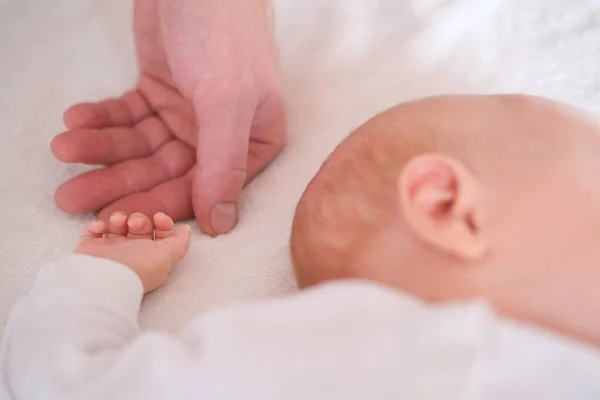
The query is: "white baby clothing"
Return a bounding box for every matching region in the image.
[2,255,600,400]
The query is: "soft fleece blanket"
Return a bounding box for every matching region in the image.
[1,0,600,334]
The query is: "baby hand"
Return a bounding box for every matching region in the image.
[75,212,191,293]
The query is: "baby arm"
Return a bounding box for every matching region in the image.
[0,210,363,399]
[0,213,198,399]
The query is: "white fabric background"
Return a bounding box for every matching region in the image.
[1,0,599,334]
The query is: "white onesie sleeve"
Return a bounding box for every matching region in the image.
[2,254,600,400]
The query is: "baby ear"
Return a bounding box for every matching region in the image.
[398,153,488,261]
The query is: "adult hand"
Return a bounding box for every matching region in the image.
[52,0,286,236]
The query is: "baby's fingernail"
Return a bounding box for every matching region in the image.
[87,220,102,230]
[127,214,143,227]
[210,202,237,234]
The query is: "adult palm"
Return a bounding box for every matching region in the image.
[52,0,286,236]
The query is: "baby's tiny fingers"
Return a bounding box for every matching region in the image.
[159,225,192,265]
[81,220,106,239]
[107,211,129,237]
[154,212,176,239]
[127,213,154,239]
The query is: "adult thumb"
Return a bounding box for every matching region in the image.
[191,99,253,236]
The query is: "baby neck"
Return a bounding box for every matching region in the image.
[486,277,600,348]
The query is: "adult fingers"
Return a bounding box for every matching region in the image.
[55,140,194,213]
[97,172,194,223]
[191,95,254,236]
[51,116,171,165]
[246,91,287,181]
[63,90,152,129]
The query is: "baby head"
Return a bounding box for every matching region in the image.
[291,94,600,345]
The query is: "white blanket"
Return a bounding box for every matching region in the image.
[1,0,600,335]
